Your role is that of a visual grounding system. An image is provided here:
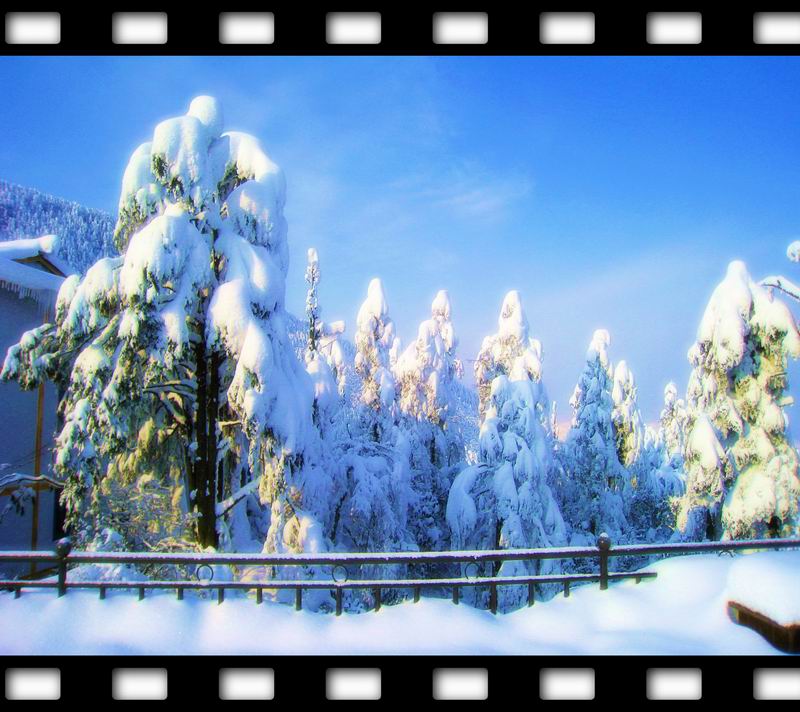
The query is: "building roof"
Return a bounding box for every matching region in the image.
[0,235,76,308]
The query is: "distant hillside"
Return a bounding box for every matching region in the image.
[0,181,115,273]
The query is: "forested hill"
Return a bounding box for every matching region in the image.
[0,180,115,273]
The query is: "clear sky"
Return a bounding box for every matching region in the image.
[1,56,799,424]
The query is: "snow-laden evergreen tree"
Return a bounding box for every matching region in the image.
[303,247,341,436]
[625,425,683,543]
[354,278,399,439]
[611,360,645,468]
[474,290,544,417]
[677,260,800,540]
[303,249,347,398]
[2,97,341,558]
[394,290,464,551]
[659,381,688,474]
[305,247,321,356]
[559,329,628,546]
[609,360,672,541]
[447,292,566,610]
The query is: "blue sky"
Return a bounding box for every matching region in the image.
[1,56,799,423]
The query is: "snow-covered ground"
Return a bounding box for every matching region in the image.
[1,551,796,655]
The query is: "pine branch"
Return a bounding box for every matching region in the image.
[761,275,800,302]
[215,476,261,517]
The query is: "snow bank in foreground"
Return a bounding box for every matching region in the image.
[726,551,800,627]
[0,552,792,655]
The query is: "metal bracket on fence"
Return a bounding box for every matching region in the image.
[196,564,214,583]
[332,564,348,584]
[464,562,480,580]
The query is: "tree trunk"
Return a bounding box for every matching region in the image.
[193,337,218,549]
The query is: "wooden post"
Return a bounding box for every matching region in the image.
[598,532,611,591]
[489,583,498,614]
[413,586,420,603]
[33,307,49,479]
[29,486,40,577]
[452,586,460,605]
[295,588,302,611]
[335,588,343,616]
[373,588,381,612]
[31,307,48,579]
[55,537,71,597]
[256,588,263,605]
[563,581,571,598]
[528,582,536,607]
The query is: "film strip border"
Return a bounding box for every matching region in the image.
[4,6,800,55]
[3,656,800,704]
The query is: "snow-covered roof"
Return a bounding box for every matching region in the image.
[0,234,75,308]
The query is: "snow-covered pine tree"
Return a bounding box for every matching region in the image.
[611,360,645,469]
[447,292,566,609]
[394,290,464,551]
[559,329,628,546]
[305,248,321,356]
[625,425,682,543]
[354,278,399,439]
[677,260,800,540]
[303,248,347,399]
[474,290,544,417]
[659,382,688,474]
[3,97,337,557]
[303,247,340,437]
[395,290,462,430]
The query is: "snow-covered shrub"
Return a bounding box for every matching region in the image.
[678,260,800,540]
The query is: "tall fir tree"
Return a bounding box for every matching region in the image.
[677,261,800,540]
[394,290,464,551]
[2,97,335,556]
[559,329,628,545]
[447,292,566,609]
[354,278,399,440]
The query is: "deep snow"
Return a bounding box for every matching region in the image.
[0,551,795,655]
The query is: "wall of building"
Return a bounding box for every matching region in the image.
[0,287,62,565]
[0,288,59,476]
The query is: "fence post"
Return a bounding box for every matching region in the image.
[598,532,611,591]
[55,537,72,597]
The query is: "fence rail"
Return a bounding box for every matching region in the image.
[1,535,798,615]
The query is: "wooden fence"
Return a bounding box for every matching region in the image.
[0,535,797,614]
